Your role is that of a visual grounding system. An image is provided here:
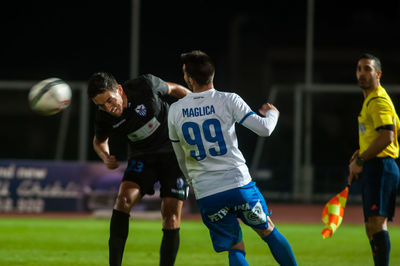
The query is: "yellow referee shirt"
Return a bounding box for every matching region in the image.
[358,86,400,159]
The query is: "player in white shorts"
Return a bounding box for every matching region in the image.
[168,50,298,266]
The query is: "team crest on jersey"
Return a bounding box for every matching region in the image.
[359,122,366,134]
[135,104,147,116]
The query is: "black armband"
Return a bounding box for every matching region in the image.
[376,124,394,131]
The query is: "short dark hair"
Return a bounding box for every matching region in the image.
[180,50,215,85]
[87,72,119,99]
[358,53,382,71]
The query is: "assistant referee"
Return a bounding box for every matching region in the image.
[348,53,400,266]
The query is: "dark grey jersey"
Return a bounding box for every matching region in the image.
[94,74,172,157]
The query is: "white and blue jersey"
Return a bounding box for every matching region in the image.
[168,88,278,199]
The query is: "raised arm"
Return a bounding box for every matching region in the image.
[240,102,279,137]
[166,82,191,99]
[258,102,279,117]
[93,136,119,169]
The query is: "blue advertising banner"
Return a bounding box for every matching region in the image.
[0,160,124,213]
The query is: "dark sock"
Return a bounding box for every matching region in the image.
[109,209,130,266]
[160,228,180,266]
[370,239,378,265]
[371,230,390,266]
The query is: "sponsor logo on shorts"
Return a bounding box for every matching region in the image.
[234,203,250,211]
[243,201,266,225]
[208,206,229,222]
[371,204,378,211]
[170,188,184,194]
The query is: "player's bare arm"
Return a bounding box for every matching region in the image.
[166,82,191,98]
[93,136,119,169]
[359,129,394,160]
[348,129,393,184]
[258,102,279,117]
[349,149,359,163]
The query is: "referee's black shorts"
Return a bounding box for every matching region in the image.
[122,150,189,200]
[361,157,400,222]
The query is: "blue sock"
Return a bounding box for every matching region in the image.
[228,249,249,266]
[263,227,297,266]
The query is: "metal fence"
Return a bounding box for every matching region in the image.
[0,80,89,161]
[2,81,400,204]
[251,83,400,203]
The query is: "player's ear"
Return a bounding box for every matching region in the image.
[188,77,196,87]
[377,70,382,79]
[116,85,124,95]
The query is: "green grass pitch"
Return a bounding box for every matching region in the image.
[0,217,399,265]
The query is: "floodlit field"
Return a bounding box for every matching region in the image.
[0,218,399,265]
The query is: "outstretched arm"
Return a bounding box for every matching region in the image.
[93,136,119,169]
[166,82,191,99]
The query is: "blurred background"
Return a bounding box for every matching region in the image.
[1,0,400,213]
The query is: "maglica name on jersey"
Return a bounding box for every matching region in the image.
[182,105,215,117]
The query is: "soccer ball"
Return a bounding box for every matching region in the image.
[28,78,72,115]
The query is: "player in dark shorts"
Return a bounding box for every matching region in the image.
[87,72,190,266]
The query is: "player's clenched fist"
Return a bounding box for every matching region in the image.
[259,102,279,117]
[104,155,119,169]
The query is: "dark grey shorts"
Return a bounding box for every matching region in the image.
[122,151,189,200]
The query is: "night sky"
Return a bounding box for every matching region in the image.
[1,1,399,84]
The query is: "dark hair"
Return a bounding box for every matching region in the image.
[358,53,382,71]
[180,50,215,85]
[87,72,119,99]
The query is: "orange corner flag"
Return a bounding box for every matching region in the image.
[321,185,349,239]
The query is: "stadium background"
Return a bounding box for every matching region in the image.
[1,1,400,213]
